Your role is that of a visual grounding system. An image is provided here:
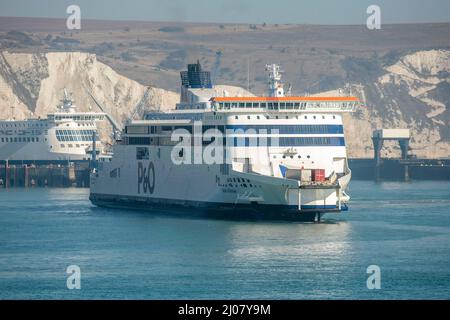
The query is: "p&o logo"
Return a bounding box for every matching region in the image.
[138,162,155,194]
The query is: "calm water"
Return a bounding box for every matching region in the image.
[0,181,449,299]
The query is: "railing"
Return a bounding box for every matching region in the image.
[212,101,358,113]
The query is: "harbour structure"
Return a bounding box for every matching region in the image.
[349,128,450,181]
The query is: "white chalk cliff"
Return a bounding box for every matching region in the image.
[0,50,449,158]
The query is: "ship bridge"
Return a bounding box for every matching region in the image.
[210,96,359,113]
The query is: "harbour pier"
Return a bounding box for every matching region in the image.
[0,160,91,188]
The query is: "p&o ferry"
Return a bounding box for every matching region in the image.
[90,62,359,221]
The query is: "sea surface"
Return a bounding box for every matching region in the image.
[0,181,449,299]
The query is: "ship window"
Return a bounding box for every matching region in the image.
[1,138,3,142]
[247,116,251,120]
[280,102,285,109]
[286,103,293,109]
[235,116,238,119]
[36,138,39,142]
[31,137,35,142]
[261,103,266,108]
[252,103,259,108]
[273,103,279,109]
[304,116,307,119]
[239,103,245,107]
[61,144,65,148]
[128,137,151,145]
[245,103,252,108]
[268,103,273,109]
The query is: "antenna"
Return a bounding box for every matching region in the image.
[211,50,222,86]
[247,57,250,91]
[265,64,284,97]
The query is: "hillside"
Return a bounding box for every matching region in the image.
[0,17,449,158]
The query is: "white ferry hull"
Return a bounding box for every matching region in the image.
[90,146,344,222]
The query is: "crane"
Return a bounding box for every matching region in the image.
[129,86,153,123]
[83,85,123,141]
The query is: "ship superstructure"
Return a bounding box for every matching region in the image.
[0,89,105,161]
[90,62,359,221]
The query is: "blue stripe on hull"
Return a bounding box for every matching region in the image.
[227,124,344,134]
[301,205,339,210]
[89,193,336,222]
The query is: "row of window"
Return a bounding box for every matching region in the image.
[127,136,345,147]
[127,124,342,135]
[1,137,40,143]
[59,144,89,148]
[234,137,345,147]
[128,137,151,145]
[226,125,343,134]
[215,101,356,110]
[55,130,96,142]
[145,113,203,121]
[0,122,47,128]
[235,114,337,120]
[144,113,338,122]
[49,115,104,121]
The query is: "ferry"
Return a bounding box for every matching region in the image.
[0,89,106,162]
[90,62,359,221]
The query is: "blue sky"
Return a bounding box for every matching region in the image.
[0,0,449,24]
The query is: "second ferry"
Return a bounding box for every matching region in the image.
[90,62,360,221]
[0,89,106,162]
